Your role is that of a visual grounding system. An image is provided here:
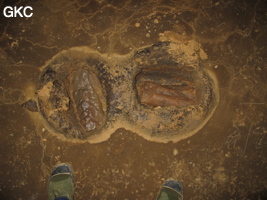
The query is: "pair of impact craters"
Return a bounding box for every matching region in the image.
[35,41,219,143]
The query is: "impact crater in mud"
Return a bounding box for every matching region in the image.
[38,58,107,139]
[36,41,219,143]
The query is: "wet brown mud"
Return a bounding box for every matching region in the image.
[0,0,267,199]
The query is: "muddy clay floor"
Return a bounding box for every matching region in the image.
[1,0,267,199]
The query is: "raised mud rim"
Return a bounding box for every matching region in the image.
[34,42,219,143]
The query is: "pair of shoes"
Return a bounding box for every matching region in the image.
[48,163,74,200]
[157,180,183,200]
[48,163,183,200]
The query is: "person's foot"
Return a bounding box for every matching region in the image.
[157,179,183,200]
[48,163,74,200]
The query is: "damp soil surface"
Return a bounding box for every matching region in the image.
[1,0,267,199]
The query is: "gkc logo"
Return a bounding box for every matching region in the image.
[3,6,33,18]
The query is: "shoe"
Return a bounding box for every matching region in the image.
[157,180,183,200]
[48,163,74,200]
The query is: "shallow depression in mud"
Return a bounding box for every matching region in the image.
[36,41,219,143]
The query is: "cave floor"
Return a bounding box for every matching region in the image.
[0,0,267,199]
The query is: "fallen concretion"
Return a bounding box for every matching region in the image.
[70,68,107,132]
[135,66,197,108]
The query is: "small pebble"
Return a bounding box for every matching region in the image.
[173,148,179,156]
[135,23,140,27]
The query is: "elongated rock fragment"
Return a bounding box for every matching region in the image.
[70,68,107,132]
[136,67,197,108]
